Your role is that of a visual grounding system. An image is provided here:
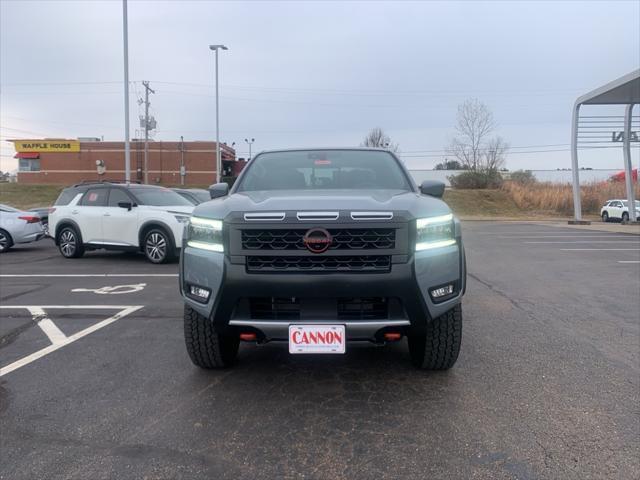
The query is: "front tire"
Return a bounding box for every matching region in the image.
[143,228,175,264]
[184,305,239,368]
[58,226,84,258]
[601,212,609,222]
[0,229,13,253]
[409,304,462,370]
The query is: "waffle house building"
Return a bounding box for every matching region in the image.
[10,138,241,186]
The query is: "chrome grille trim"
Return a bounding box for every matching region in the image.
[244,212,286,221]
[350,211,393,220]
[296,211,339,221]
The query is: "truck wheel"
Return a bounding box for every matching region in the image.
[184,305,239,368]
[409,304,462,370]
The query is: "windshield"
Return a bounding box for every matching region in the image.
[0,204,19,212]
[133,187,193,206]
[191,190,211,203]
[235,150,412,192]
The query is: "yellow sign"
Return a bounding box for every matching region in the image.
[13,140,80,153]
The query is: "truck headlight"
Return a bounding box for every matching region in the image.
[415,214,456,251]
[187,217,223,252]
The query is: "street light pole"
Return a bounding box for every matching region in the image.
[122,0,131,182]
[244,137,255,160]
[209,44,228,184]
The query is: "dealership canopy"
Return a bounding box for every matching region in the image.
[571,69,640,223]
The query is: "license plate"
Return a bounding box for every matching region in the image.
[288,325,346,354]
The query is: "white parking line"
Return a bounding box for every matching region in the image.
[618,260,640,264]
[0,305,143,377]
[507,235,636,239]
[525,241,640,244]
[0,274,178,278]
[27,307,67,345]
[561,248,640,251]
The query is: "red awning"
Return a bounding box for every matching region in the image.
[14,152,40,159]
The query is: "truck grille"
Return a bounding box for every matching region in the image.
[246,297,389,320]
[241,228,395,251]
[249,297,300,320]
[246,255,391,273]
[337,297,388,320]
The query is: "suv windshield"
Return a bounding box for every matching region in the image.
[133,187,193,206]
[236,150,412,192]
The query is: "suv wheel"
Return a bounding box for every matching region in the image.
[58,226,84,258]
[184,305,239,368]
[0,229,13,253]
[143,228,174,264]
[601,211,609,222]
[409,304,462,370]
[621,212,629,223]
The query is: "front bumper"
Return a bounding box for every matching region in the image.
[180,241,466,341]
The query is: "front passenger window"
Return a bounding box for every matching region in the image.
[108,189,132,207]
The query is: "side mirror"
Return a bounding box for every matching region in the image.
[208,182,229,199]
[419,180,445,198]
[118,201,134,211]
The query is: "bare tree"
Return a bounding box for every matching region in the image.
[482,136,509,172]
[361,127,399,152]
[447,99,495,170]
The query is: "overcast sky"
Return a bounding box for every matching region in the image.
[1,0,639,172]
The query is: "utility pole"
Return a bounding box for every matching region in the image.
[244,138,255,160]
[142,80,155,184]
[180,135,185,186]
[122,0,131,182]
[209,44,228,183]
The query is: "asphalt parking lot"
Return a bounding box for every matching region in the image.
[1,221,638,480]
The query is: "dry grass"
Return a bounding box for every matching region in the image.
[502,181,640,215]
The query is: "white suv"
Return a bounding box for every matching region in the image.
[49,182,195,263]
[600,199,640,223]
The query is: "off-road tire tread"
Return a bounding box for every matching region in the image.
[410,304,462,370]
[184,305,238,368]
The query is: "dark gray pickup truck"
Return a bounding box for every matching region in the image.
[179,148,466,369]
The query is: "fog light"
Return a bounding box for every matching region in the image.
[189,285,211,301]
[430,284,454,299]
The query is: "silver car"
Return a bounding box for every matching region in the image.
[0,204,46,253]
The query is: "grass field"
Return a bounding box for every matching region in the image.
[0,183,63,209]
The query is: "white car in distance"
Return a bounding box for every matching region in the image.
[49,182,194,263]
[600,199,640,223]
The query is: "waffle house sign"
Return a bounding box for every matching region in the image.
[13,139,80,153]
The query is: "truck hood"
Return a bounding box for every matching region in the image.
[193,189,452,222]
[145,205,194,215]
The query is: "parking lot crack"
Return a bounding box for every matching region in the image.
[468,272,530,313]
[0,318,38,349]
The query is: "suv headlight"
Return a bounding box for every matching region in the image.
[415,214,456,251]
[187,217,223,252]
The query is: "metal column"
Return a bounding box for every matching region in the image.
[623,103,637,222]
[570,102,582,222]
[122,0,131,183]
[215,49,221,184]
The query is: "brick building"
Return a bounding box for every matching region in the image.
[10,139,244,186]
